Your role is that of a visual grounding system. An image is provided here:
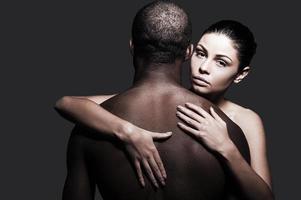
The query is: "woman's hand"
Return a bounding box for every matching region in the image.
[121,123,172,188]
[177,103,275,199]
[176,103,233,154]
[55,95,172,188]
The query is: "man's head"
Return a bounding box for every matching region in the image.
[131,1,192,64]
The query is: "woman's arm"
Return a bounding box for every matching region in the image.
[176,103,274,200]
[55,95,172,188]
[238,110,272,189]
[55,95,126,137]
[238,109,272,190]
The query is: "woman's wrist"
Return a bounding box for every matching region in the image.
[218,139,240,161]
[114,121,136,143]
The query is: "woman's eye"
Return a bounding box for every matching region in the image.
[217,60,227,67]
[196,51,206,58]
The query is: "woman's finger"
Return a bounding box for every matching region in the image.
[177,122,202,138]
[210,107,225,125]
[149,131,172,140]
[177,105,205,123]
[134,160,145,187]
[153,149,167,179]
[142,159,159,188]
[176,111,201,130]
[185,103,212,119]
[148,154,165,186]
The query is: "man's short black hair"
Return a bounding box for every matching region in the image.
[132,0,192,64]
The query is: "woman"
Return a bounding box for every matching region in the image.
[55,20,274,199]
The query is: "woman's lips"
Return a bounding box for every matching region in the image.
[192,76,210,86]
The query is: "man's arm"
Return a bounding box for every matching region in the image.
[62,132,95,200]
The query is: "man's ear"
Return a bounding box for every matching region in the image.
[234,66,251,83]
[129,39,134,56]
[184,44,194,61]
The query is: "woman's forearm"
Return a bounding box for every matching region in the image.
[55,96,172,187]
[220,140,274,200]
[54,96,133,141]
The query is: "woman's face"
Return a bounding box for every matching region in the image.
[190,33,241,96]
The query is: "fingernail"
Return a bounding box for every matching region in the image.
[161,179,166,186]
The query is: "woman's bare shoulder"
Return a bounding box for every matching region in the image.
[225,101,264,137]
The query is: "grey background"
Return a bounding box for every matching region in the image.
[2,0,300,199]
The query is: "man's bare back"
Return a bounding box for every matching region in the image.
[65,85,250,200]
[62,2,250,199]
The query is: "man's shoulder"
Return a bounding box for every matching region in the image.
[102,85,204,103]
[167,86,211,105]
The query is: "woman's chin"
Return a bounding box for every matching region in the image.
[192,84,211,95]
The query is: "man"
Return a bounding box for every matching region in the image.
[62,1,250,199]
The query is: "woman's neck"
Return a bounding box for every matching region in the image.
[215,98,230,111]
[196,90,231,112]
[199,91,225,106]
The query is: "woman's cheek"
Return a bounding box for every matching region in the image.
[190,60,199,74]
[211,73,233,91]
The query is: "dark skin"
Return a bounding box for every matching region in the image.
[62,58,250,200]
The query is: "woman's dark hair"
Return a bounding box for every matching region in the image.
[132,1,192,64]
[202,20,257,70]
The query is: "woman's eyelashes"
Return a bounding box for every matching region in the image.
[216,59,228,67]
[195,49,206,58]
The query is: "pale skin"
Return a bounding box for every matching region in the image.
[186,33,272,189]
[55,33,273,199]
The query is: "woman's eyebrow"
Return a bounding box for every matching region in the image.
[197,44,233,62]
[216,54,233,62]
[196,44,208,53]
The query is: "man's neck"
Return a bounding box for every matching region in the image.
[132,59,183,88]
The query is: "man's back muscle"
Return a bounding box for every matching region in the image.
[70,86,250,200]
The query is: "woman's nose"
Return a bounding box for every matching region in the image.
[199,60,210,74]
